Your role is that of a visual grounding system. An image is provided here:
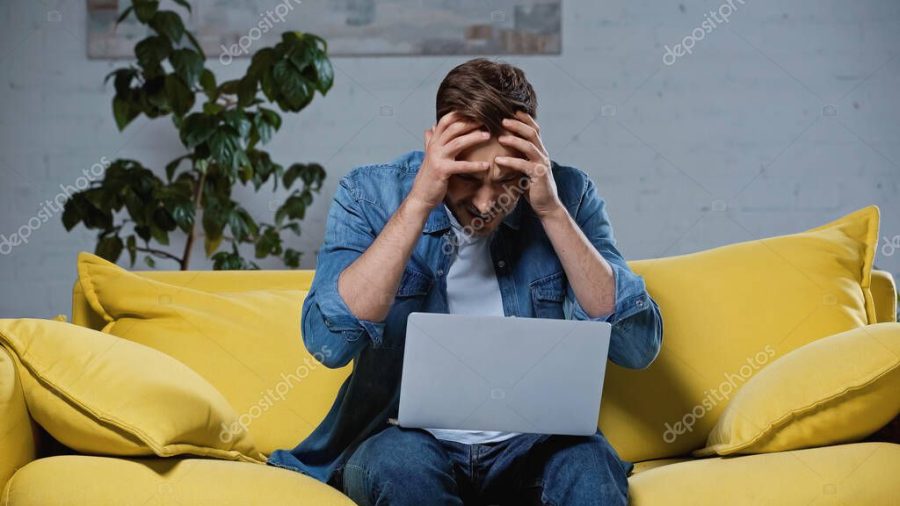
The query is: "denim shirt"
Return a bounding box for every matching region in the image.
[267,149,663,485]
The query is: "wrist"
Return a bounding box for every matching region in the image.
[402,194,436,220]
[536,201,568,224]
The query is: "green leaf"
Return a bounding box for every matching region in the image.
[312,53,334,94]
[207,129,239,168]
[202,203,228,257]
[237,76,257,107]
[222,109,251,138]
[135,35,172,70]
[96,235,124,263]
[144,255,156,268]
[142,75,169,110]
[202,102,224,115]
[170,0,192,14]
[113,95,139,130]
[169,48,204,87]
[150,224,169,245]
[283,163,325,190]
[133,0,159,23]
[259,107,281,130]
[283,248,302,268]
[272,60,313,111]
[254,227,282,258]
[253,114,274,145]
[227,206,258,241]
[164,74,194,116]
[281,222,301,236]
[149,10,185,42]
[170,200,196,233]
[200,69,217,99]
[179,113,217,148]
[164,155,189,181]
[184,31,206,60]
[106,68,138,95]
[61,197,83,231]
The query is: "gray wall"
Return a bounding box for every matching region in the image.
[1,0,898,318]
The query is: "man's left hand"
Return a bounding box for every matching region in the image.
[494,110,563,218]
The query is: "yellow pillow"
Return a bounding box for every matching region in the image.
[77,252,352,455]
[0,318,263,463]
[695,323,900,456]
[605,206,880,462]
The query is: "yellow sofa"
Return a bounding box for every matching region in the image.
[1,267,898,505]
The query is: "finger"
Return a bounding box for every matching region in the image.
[443,128,491,158]
[424,126,434,147]
[440,118,484,146]
[501,116,539,144]
[494,156,542,179]
[497,133,542,161]
[434,111,470,139]
[514,110,540,134]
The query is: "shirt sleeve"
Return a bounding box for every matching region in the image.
[301,175,387,369]
[564,176,663,370]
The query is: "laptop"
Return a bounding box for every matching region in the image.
[397,312,612,436]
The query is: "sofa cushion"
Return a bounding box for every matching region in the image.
[77,252,352,455]
[629,442,900,505]
[0,346,35,494]
[0,318,262,463]
[604,206,880,462]
[696,323,900,456]
[1,455,353,505]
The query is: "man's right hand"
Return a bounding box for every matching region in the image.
[407,111,492,210]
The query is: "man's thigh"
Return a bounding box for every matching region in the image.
[486,431,630,506]
[340,426,464,506]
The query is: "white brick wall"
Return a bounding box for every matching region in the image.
[1,0,898,318]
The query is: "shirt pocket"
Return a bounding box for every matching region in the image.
[379,266,434,350]
[396,266,433,298]
[529,271,566,319]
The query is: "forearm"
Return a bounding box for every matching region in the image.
[338,196,432,322]
[540,206,616,317]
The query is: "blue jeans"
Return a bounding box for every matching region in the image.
[336,426,630,505]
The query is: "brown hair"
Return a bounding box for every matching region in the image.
[435,58,537,136]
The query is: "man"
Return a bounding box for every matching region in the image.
[268,58,663,505]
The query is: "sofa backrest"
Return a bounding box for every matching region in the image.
[70,266,896,461]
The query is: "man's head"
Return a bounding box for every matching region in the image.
[435,58,538,236]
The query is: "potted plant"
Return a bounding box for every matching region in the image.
[63,0,332,270]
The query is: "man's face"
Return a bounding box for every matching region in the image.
[444,129,527,236]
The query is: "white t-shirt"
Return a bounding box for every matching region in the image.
[422,206,520,445]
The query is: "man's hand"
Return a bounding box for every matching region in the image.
[494,110,563,218]
[408,111,492,211]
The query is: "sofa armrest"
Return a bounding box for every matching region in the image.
[872,270,898,323]
[0,345,38,494]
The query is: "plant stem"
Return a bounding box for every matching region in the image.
[180,169,208,270]
[136,246,182,264]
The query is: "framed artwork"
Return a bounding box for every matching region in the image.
[87,0,562,59]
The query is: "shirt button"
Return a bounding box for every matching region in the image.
[636,298,645,307]
[497,260,506,268]
[436,269,444,276]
